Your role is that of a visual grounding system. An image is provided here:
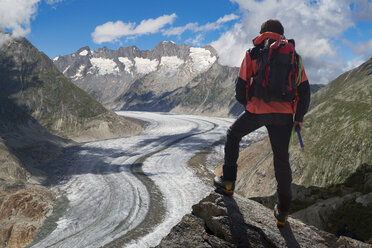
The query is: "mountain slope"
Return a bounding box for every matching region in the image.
[291,58,372,186]
[1,37,142,142]
[117,62,241,116]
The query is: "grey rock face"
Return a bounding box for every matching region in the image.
[158,192,372,248]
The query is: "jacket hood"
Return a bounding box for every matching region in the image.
[252,32,285,46]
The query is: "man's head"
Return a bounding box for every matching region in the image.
[260,19,284,35]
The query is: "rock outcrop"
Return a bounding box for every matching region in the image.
[157,192,371,247]
[0,187,54,248]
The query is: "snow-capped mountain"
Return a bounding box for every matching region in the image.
[53,42,242,116]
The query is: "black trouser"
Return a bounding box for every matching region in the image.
[223,111,293,212]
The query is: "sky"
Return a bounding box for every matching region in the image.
[0,0,372,84]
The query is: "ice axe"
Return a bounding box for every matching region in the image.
[295,124,304,152]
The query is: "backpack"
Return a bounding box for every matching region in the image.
[249,38,298,102]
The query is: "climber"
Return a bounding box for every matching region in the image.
[214,19,311,227]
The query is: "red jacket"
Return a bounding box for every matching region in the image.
[238,32,309,115]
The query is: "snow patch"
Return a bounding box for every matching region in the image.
[79,50,89,56]
[162,41,176,44]
[73,65,86,79]
[90,58,120,75]
[118,57,134,74]
[134,57,159,74]
[160,56,184,68]
[63,65,71,74]
[160,56,184,77]
[53,56,59,61]
[189,47,216,72]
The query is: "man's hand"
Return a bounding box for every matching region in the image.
[294,121,303,131]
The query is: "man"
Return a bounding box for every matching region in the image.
[214,19,311,227]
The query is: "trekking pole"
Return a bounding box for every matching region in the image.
[295,125,304,152]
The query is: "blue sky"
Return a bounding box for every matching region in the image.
[1,0,372,84]
[28,0,240,57]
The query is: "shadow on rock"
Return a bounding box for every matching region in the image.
[278,223,301,248]
[222,195,273,247]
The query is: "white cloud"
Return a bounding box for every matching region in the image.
[298,38,336,59]
[92,14,177,44]
[351,0,372,21]
[0,33,11,48]
[210,23,250,67]
[162,23,198,36]
[344,56,365,71]
[217,14,239,24]
[211,0,372,84]
[0,0,40,38]
[196,14,239,32]
[185,34,204,46]
[91,21,136,44]
[45,0,63,4]
[343,38,372,59]
[0,0,64,47]
[162,13,239,36]
[353,39,372,56]
[135,14,177,34]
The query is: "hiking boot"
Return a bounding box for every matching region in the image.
[213,176,235,196]
[274,204,288,227]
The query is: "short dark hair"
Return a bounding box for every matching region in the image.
[260,19,284,35]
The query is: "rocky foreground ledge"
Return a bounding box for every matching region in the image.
[157,192,371,248]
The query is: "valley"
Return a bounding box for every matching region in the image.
[28,111,264,248]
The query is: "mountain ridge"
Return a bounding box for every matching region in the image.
[53,42,241,116]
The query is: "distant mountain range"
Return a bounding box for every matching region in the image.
[53,42,246,116]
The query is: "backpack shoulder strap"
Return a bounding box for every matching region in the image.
[249,43,264,60]
[295,52,303,86]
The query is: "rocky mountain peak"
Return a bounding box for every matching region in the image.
[53,41,221,109]
[117,45,141,58]
[76,46,91,56]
